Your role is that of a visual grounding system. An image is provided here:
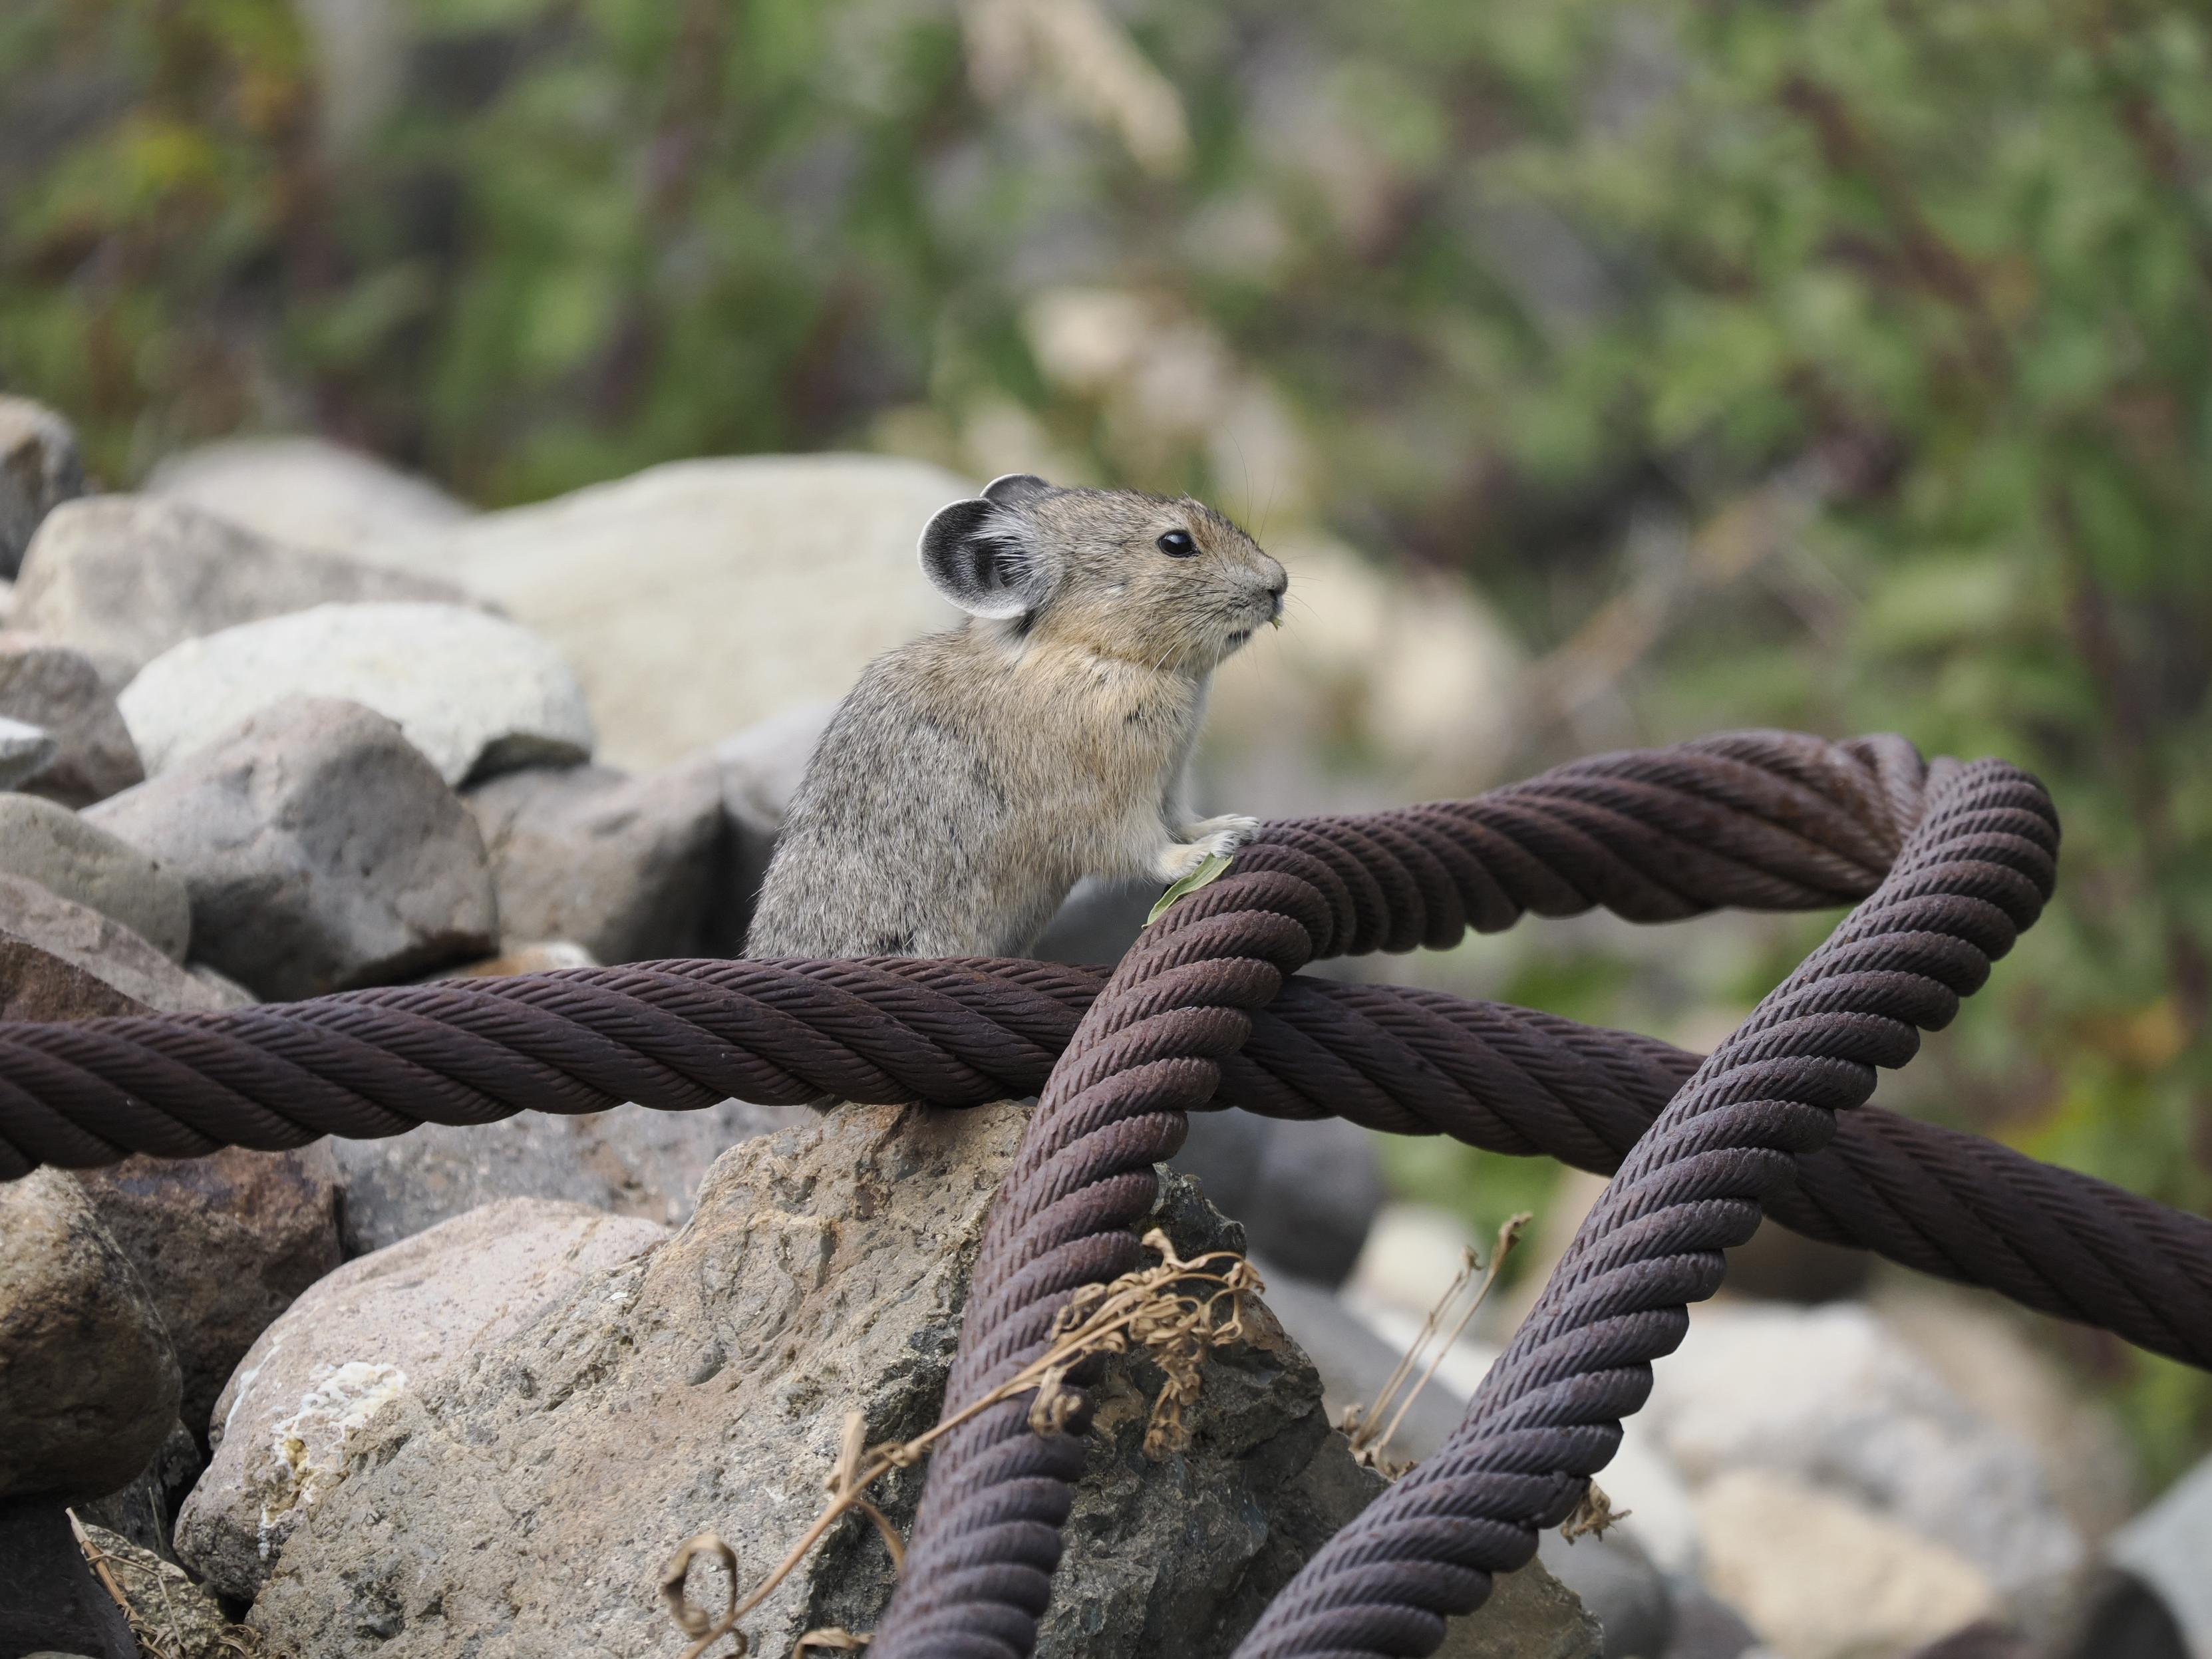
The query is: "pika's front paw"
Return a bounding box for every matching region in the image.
[1182,813,1261,853]
[1151,814,1261,883]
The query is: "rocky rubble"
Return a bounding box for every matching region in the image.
[1694,1468,2000,1659]
[11,494,480,685]
[343,453,972,768]
[0,1169,180,1501]
[79,1146,344,1443]
[326,1097,814,1255]
[77,1418,202,1562]
[0,874,245,1016]
[1325,1197,2161,1659]
[1641,1300,2086,1626]
[148,435,473,559]
[87,698,500,997]
[120,601,596,784]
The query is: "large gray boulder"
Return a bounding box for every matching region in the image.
[244,1103,1598,1658]
[0,395,84,579]
[0,873,245,1015]
[177,1198,670,1600]
[0,633,144,805]
[0,1169,181,1502]
[327,1097,813,1256]
[353,455,968,769]
[120,601,595,785]
[77,1146,345,1443]
[464,754,724,961]
[10,495,478,684]
[0,793,192,961]
[87,698,498,998]
[147,436,472,559]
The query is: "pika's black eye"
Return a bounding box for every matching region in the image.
[1157,529,1197,558]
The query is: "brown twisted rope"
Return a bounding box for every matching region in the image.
[1231,757,2057,1658]
[864,738,2058,1659]
[3,958,2205,1368]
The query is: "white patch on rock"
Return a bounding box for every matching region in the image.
[255,1360,408,1558]
[174,1197,667,1600]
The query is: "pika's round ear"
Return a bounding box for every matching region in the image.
[981,472,1052,507]
[919,497,1057,619]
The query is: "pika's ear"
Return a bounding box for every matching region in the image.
[919,497,1057,619]
[981,472,1052,507]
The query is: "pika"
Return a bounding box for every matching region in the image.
[744,474,1287,959]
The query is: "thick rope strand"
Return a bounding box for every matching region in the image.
[1231,758,2056,1659]
[1,962,2204,1368]
[866,734,1960,1657]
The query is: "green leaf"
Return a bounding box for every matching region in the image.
[1146,852,1233,926]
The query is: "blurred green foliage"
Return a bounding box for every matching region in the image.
[4,0,2210,1476]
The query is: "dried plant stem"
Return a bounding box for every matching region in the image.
[663,1230,1261,1659]
[68,1512,135,1624]
[1343,1211,1529,1474]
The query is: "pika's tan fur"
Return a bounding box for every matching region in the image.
[745,477,1286,959]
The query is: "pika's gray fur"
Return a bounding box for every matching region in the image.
[745,474,1287,959]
